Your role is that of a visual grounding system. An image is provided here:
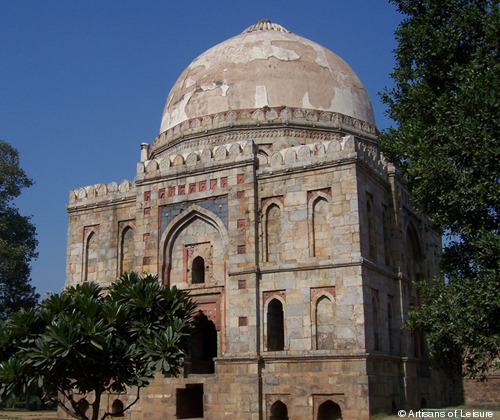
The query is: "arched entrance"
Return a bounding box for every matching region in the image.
[317,400,342,420]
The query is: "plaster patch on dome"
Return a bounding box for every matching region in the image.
[184,77,196,89]
[188,33,301,71]
[161,90,194,133]
[302,92,325,111]
[308,40,330,69]
[220,82,229,97]
[255,85,269,108]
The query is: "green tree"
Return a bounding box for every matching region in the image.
[0,272,196,420]
[0,140,38,320]
[380,0,500,379]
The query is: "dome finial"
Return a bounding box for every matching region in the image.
[242,19,291,34]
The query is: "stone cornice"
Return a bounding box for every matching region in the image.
[151,106,378,156]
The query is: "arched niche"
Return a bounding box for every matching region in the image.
[159,204,228,287]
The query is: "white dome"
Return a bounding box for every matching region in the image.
[160,20,375,134]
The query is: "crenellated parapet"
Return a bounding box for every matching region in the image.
[136,140,255,181]
[257,135,390,180]
[356,138,391,178]
[67,179,136,210]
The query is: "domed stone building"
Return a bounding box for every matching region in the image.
[66,20,443,420]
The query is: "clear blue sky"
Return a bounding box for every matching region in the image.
[1,1,402,297]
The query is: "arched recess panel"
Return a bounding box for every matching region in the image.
[312,197,329,257]
[372,296,380,351]
[167,217,223,287]
[367,197,376,260]
[119,226,134,275]
[316,295,334,350]
[265,204,282,262]
[388,301,394,353]
[83,228,99,282]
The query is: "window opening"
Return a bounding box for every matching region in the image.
[192,256,205,284]
[187,312,217,374]
[111,399,124,417]
[267,299,284,351]
[176,384,203,419]
[270,400,288,420]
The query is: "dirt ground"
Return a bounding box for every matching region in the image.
[1,406,499,419]
[371,405,500,419]
[0,412,58,420]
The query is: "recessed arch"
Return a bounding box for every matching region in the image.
[308,193,331,258]
[388,301,394,353]
[270,400,288,420]
[315,294,335,350]
[83,230,98,282]
[119,225,135,276]
[262,199,284,263]
[159,204,228,286]
[367,196,376,260]
[317,400,342,420]
[111,399,124,417]
[372,296,380,351]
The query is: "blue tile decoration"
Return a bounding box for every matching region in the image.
[160,196,228,236]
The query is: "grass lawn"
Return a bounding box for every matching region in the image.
[371,405,500,419]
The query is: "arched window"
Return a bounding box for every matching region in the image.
[315,295,334,350]
[84,231,98,282]
[77,399,89,417]
[187,312,217,374]
[270,400,288,420]
[317,400,342,420]
[266,204,282,262]
[191,256,205,284]
[111,399,124,417]
[267,299,284,351]
[367,198,376,260]
[120,226,134,275]
[373,297,380,351]
[312,197,329,257]
[388,302,394,353]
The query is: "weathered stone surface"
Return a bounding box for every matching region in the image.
[63,19,448,420]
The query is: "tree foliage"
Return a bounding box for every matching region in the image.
[0,272,196,420]
[380,0,500,379]
[0,141,38,320]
